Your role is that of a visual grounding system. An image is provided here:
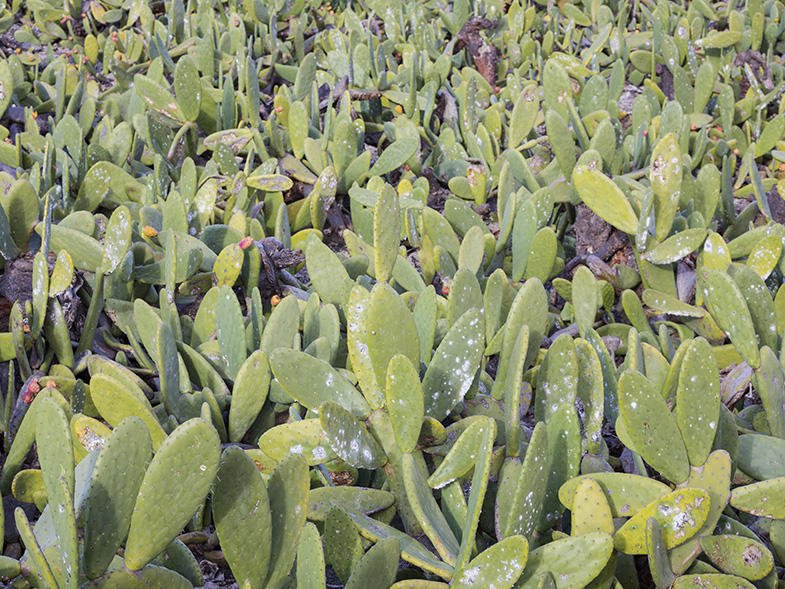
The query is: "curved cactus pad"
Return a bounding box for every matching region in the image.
[124,419,220,570]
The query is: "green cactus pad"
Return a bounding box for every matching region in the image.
[83,417,152,580]
[492,279,547,399]
[699,535,773,581]
[574,339,604,455]
[538,404,580,533]
[542,58,572,119]
[508,85,539,148]
[215,284,246,380]
[346,285,384,408]
[570,478,614,536]
[28,426,76,582]
[373,184,400,283]
[676,338,720,466]
[320,401,387,469]
[497,421,548,540]
[571,266,597,338]
[81,563,192,588]
[512,201,538,282]
[730,476,785,518]
[11,469,46,510]
[30,252,48,339]
[15,507,59,589]
[97,362,155,409]
[178,341,230,396]
[258,418,337,465]
[369,135,419,176]
[385,353,424,454]
[447,268,483,327]
[89,373,167,451]
[768,519,785,564]
[428,417,491,489]
[213,242,244,288]
[35,396,75,504]
[296,522,326,589]
[649,133,682,240]
[732,266,778,352]
[308,487,394,521]
[305,236,354,307]
[559,473,671,518]
[154,321,181,420]
[49,475,78,589]
[668,450,732,575]
[344,536,400,589]
[614,488,711,554]
[456,418,496,574]
[40,222,104,272]
[343,505,454,580]
[270,348,371,418]
[700,269,760,369]
[212,446,272,588]
[247,174,294,192]
[752,346,785,439]
[700,232,732,273]
[102,205,132,274]
[672,575,755,589]
[134,74,185,121]
[515,532,614,589]
[367,282,420,390]
[5,179,39,253]
[534,335,578,423]
[1,390,66,494]
[452,535,528,589]
[458,225,486,275]
[522,227,557,282]
[403,452,460,566]
[260,294,300,357]
[367,409,422,535]
[0,556,20,579]
[618,369,690,484]
[422,308,484,421]
[172,56,201,123]
[546,110,576,178]
[325,506,366,586]
[156,538,203,586]
[228,350,271,443]
[265,452,310,589]
[482,269,508,343]
[189,287,220,348]
[646,229,708,264]
[49,250,75,297]
[124,418,220,570]
[646,517,675,589]
[503,326,531,457]
[642,290,705,317]
[572,165,639,235]
[746,234,782,279]
[737,434,785,480]
[44,300,75,369]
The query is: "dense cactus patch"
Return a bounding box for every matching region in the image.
[2,0,785,586]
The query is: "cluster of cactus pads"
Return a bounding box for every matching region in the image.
[7,0,785,586]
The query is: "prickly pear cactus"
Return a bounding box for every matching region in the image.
[4,0,785,586]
